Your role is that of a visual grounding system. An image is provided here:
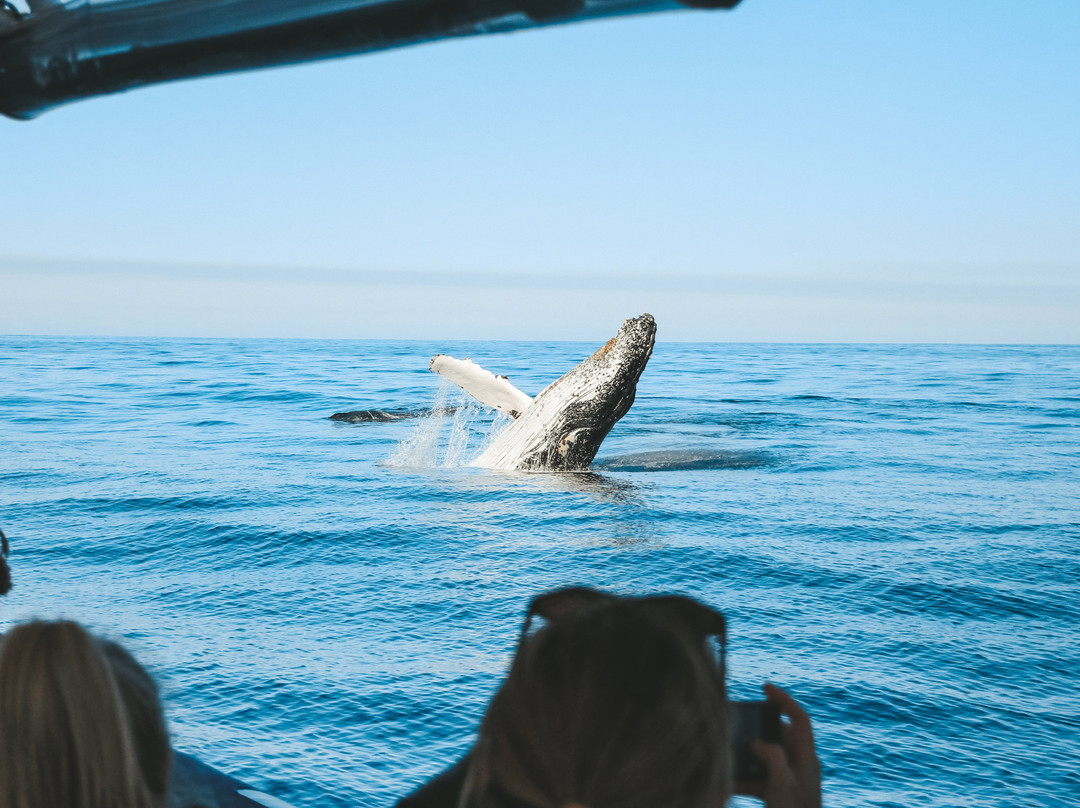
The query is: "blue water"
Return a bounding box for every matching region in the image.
[1,337,1078,808]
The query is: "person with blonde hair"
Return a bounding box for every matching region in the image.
[0,620,166,808]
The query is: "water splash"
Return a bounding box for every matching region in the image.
[385,381,503,468]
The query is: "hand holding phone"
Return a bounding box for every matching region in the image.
[733,684,821,808]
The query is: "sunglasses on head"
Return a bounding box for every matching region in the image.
[520,586,727,670]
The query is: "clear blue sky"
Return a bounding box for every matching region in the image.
[2,0,1078,341]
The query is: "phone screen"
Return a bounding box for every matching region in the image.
[729,700,781,782]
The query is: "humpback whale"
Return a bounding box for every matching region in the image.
[430,314,656,471]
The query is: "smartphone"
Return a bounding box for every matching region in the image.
[729,700,782,782]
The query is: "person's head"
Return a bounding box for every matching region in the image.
[99,638,172,801]
[0,620,165,808]
[1,528,11,596]
[463,587,730,808]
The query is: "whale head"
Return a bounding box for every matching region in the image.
[473,314,657,471]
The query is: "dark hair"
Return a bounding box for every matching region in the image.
[1,529,11,596]
[463,588,730,808]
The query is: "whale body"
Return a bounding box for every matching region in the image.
[430,314,656,471]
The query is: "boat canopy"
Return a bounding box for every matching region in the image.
[0,0,740,119]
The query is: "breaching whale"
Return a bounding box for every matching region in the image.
[430,314,656,471]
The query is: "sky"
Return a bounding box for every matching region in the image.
[1,0,1078,342]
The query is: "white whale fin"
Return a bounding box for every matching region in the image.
[429,355,534,419]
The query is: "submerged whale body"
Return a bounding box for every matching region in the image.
[431,314,656,471]
[329,407,457,423]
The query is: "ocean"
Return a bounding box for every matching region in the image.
[1,336,1077,808]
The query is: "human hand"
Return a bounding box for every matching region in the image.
[734,683,821,808]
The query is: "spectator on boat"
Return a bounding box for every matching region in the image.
[100,637,173,803]
[0,619,168,808]
[0,528,12,596]
[400,587,820,808]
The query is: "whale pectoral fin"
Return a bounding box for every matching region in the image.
[429,354,534,419]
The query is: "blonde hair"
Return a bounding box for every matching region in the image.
[0,620,161,808]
